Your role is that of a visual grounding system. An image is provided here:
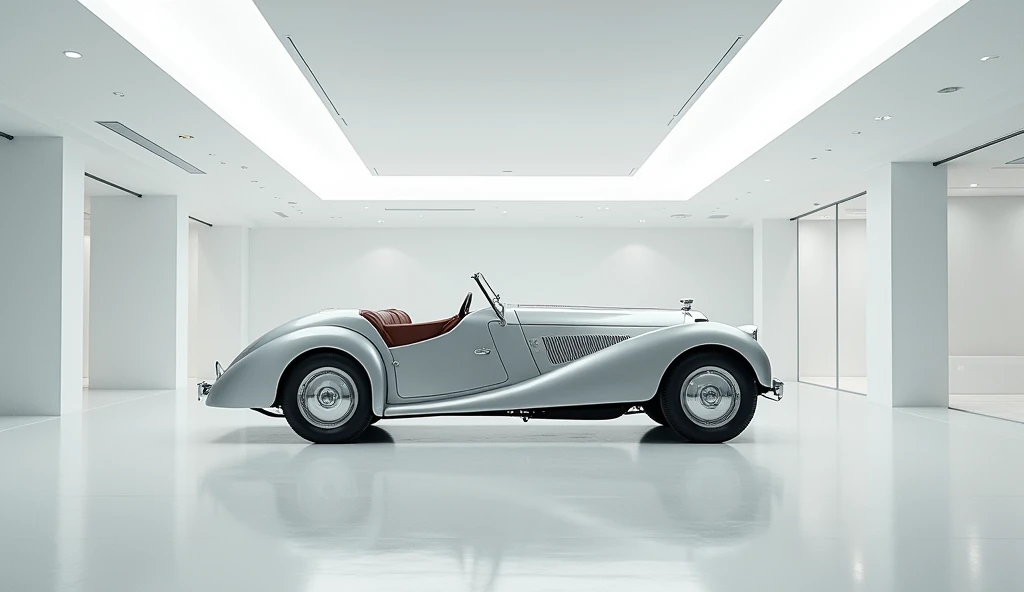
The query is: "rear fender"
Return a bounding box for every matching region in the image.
[205,326,389,416]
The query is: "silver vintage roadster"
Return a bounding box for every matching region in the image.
[200,273,782,443]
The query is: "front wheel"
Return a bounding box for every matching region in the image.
[280,353,373,444]
[659,352,757,443]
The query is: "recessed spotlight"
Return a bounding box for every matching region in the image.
[764,178,771,182]
[639,219,646,223]
[260,186,266,189]
[979,55,999,62]
[240,165,248,170]
[874,115,892,121]
[810,157,818,161]
[178,134,194,139]
[824,149,833,152]
[852,131,862,135]
[112,91,125,97]
[377,219,384,224]
[219,161,226,165]
[363,206,370,210]
[501,210,508,215]
[937,86,963,94]
[208,153,215,156]
[250,180,258,183]
[63,50,82,59]
[287,201,297,205]
[575,216,584,219]
[970,183,978,187]
[501,170,513,173]
[670,213,691,219]
[813,202,821,206]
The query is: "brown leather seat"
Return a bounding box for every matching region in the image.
[360,309,460,348]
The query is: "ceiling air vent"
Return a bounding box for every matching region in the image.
[1006,156,1024,165]
[96,122,205,174]
[707,214,729,219]
[273,211,289,218]
[670,213,692,219]
[383,208,476,212]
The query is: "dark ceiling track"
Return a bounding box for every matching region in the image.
[85,172,142,198]
[933,127,1024,166]
[286,35,342,119]
[791,191,867,221]
[188,216,213,228]
[0,130,13,140]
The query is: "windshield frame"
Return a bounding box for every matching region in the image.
[471,272,506,326]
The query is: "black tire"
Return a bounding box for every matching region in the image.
[280,353,373,444]
[659,351,757,443]
[643,402,668,426]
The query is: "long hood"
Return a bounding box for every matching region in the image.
[510,305,695,327]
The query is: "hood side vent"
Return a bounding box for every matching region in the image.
[96,122,205,174]
[542,334,629,366]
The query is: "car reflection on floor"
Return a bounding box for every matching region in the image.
[199,425,779,591]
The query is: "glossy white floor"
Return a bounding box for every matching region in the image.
[3,383,1024,592]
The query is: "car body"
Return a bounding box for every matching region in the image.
[200,273,783,443]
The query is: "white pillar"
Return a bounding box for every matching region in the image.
[867,162,948,407]
[192,225,250,381]
[0,137,84,415]
[753,219,798,380]
[89,195,188,390]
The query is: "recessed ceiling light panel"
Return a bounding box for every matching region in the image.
[980,55,1000,61]
[97,121,205,174]
[937,86,963,94]
[63,50,82,59]
[874,115,893,121]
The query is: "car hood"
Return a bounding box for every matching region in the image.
[510,305,704,327]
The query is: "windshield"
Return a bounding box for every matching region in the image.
[471,272,505,325]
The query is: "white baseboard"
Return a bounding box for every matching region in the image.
[950,356,1024,394]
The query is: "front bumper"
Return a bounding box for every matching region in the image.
[760,378,784,402]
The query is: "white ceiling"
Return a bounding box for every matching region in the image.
[1,0,1024,228]
[253,0,778,176]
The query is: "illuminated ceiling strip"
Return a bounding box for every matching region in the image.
[79,0,968,202]
[639,0,972,196]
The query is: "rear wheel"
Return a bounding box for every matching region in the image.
[659,352,757,443]
[281,353,373,444]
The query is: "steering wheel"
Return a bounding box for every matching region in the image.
[459,292,473,318]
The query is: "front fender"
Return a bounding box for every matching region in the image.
[205,326,389,416]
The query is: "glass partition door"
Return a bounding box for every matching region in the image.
[796,196,868,394]
[798,207,837,388]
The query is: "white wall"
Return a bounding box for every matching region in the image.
[754,220,798,380]
[248,228,754,339]
[89,195,188,390]
[948,196,1024,393]
[190,226,249,380]
[0,137,84,415]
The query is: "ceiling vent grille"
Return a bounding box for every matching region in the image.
[96,122,205,174]
[273,211,289,218]
[707,214,729,219]
[383,208,476,212]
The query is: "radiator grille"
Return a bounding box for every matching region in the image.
[542,335,629,365]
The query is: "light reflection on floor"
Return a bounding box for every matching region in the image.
[1,383,1024,591]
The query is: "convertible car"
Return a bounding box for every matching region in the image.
[200,273,782,444]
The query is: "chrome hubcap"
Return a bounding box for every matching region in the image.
[297,367,358,429]
[680,366,741,428]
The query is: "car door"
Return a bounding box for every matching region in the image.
[391,310,508,398]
